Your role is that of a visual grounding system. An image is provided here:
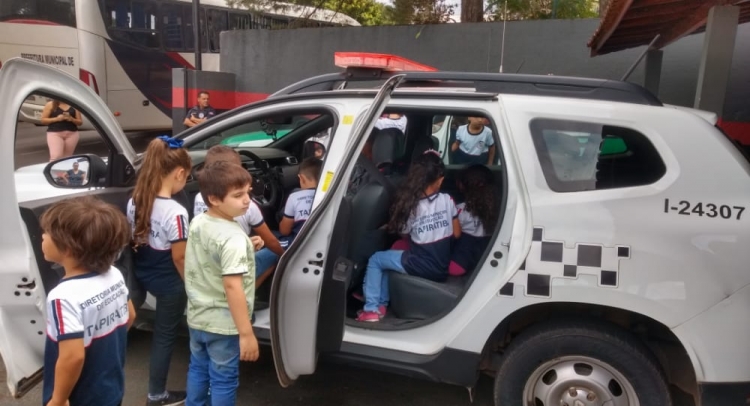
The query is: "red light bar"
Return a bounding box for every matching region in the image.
[334,52,437,72]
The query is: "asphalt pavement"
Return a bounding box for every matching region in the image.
[3,122,496,406]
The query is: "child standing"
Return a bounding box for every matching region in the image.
[185,161,259,406]
[451,116,496,165]
[193,145,285,287]
[449,165,500,276]
[357,151,461,322]
[40,196,135,406]
[278,157,323,241]
[127,135,191,406]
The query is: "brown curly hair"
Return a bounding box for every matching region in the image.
[387,152,445,234]
[459,165,499,232]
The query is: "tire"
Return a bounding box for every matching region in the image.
[494,319,671,406]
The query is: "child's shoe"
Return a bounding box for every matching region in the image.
[146,390,186,406]
[356,311,381,322]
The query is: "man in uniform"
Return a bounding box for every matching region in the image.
[183,91,216,128]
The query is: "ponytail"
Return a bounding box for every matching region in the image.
[132,137,192,246]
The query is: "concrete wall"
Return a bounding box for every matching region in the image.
[220,19,749,122]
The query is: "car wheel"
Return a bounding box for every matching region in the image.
[494,319,671,406]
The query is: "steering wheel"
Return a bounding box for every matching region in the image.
[237,149,281,210]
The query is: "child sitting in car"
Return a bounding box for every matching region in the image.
[356,151,461,322]
[449,164,500,276]
[279,157,323,241]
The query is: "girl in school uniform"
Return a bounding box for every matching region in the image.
[357,151,461,322]
[127,135,191,406]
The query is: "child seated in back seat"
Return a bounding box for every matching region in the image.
[449,164,500,276]
[356,151,461,322]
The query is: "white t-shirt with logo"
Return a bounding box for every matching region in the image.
[193,193,265,235]
[283,188,315,234]
[456,125,494,156]
[456,202,487,237]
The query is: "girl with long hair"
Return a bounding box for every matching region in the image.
[356,151,461,322]
[449,165,500,276]
[40,98,82,161]
[126,136,191,406]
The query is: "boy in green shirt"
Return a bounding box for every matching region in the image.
[184,160,259,405]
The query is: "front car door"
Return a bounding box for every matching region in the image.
[270,75,404,386]
[0,58,136,397]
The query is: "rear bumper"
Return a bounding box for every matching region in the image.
[699,382,750,405]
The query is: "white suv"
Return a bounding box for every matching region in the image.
[2,57,749,406]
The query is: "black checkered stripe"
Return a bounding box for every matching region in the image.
[499,227,631,298]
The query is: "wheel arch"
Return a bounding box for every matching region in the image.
[479,302,699,402]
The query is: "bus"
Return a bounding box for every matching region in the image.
[0,0,359,131]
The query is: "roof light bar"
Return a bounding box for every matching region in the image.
[334,52,437,72]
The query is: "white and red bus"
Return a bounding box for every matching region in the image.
[0,0,359,131]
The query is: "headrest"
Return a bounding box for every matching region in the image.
[371,128,404,167]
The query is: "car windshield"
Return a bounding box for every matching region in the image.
[188,114,313,151]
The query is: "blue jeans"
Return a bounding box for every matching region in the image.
[363,250,406,312]
[186,328,240,406]
[254,248,279,278]
[149,291,187,396]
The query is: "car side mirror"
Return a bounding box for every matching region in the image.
[44,154,107,188]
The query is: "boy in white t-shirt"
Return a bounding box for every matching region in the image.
[279,157,323,240]
[39,196,135,406]
[451,116,496,165]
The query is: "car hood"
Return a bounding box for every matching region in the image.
[14,163,91,203]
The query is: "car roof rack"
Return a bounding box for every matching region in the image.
[271,52,662,107]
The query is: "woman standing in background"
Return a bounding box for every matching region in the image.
[40,98,82,161]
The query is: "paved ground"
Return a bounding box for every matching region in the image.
[3,121,496,406]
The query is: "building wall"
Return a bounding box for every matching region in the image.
[220,19,749,123]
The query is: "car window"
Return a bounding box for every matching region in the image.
[188,114,314,150]
[530,118,666,192]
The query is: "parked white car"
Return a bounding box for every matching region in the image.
[2,57,749,406]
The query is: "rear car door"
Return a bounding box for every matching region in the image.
[0,58,137,397]
[270,75,404,386]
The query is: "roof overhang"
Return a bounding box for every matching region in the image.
[588,0,750,56]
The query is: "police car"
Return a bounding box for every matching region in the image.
[2,56,749,406]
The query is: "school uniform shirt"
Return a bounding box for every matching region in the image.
[193,193,265,235]
[375,115,407,133]
[400,193,458,281]
[127,197,188,295]
[451,202,492,273]
[283,188,315,235]
[456,125,494,156]
[186,105,216,121]
[185,213,255,335]
[43,267,130,406]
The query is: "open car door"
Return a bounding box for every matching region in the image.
[0,58,137,397]
[270,75,405,387]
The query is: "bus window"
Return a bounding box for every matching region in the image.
[103,0,161,49]
[0,0,76,28]
[161,4,185,50]
[207,9,227,53]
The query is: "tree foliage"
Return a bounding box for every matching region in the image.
[487,0,599,21]
[228,0,394,26]
[392,0,457,24]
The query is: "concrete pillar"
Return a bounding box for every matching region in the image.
[644,49,663,97]
[694,5,740,115]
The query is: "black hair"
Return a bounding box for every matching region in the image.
[387,151,445,234]
[459,164,499,232]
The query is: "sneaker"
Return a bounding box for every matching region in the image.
[356,305,386,320]
[356,311,381,322]
[146,391,186,406]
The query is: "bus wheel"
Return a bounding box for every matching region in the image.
[493,320,671,406]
